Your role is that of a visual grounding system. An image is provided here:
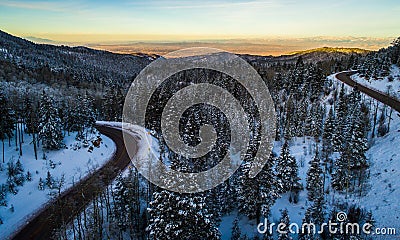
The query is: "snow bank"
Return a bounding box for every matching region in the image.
[96,121,161,169]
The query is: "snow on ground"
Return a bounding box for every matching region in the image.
[0,129,116,238]
[352,65,400,100]
[358,112,400,230]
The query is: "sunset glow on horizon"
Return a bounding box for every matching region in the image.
[1,0,399,54]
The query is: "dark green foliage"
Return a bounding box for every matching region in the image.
[38,91,64,149]
[231,218,241,240]
[147,190,221,240]
[306,153,323,202]
[276,141,302,194]
[0,92,15,163]
[0,184,7,206]
[278,209,292,240]
[46,171,53,189]
[238,156,279,220]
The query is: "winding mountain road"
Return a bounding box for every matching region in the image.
[335,71,400,113]
[11,125,137,240]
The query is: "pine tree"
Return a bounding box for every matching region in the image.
[360,102,371,136]
[304,110,313,137]
[278,209,292,240]
[307,194,325,225]
[331,152,351,191]
[207,180,235,223]
[6,178,17,195]
[81,92,96,132]
[24,98,39,159]
[276,141,301,194]
[377,109,388,137]
[0,184,7,206]
[103,88,116,121]
[23,96,35,133]
[46,171,53,189]
[322,107,335,158]
[306,153,323,202]
[26,171,32,181]
[291,56,305,96]
[238,155,279,221]
[297,99,308,137]
[284,122,293,141]
[6,159,24,188]
[147,190,220,240]
[231,218,241,240]
[312,104,324,142]
[0,93,15,163]
[331,127,343,152]
[71,92,96,140]
[38,177,45,190]
[103,86,125,121]
[333,84,347,150]
[303,103,324,140]
[69,94,84,135]
[113,170,140,236]
[58,100,69,136]
[298,212,314,240]
[307,65,324,101]
[113,174,130,232]
[348,113,369,169]
[14,159,25,186]
[38,91,64,150]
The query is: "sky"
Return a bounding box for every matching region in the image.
[0,0,399,54]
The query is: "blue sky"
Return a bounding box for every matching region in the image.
[0,0,399,42]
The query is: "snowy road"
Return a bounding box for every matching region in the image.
[11,125,138,240]
[335,71,400,113]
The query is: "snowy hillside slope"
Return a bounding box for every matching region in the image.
[358,111,400,231]
[0,130,115,238]
[352,65,400,100]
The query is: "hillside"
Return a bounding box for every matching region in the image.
[289,47,370,56]
[0,30,153,87]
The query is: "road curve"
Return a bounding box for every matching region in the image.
[335,71,400,113]
[11,125,137,240]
